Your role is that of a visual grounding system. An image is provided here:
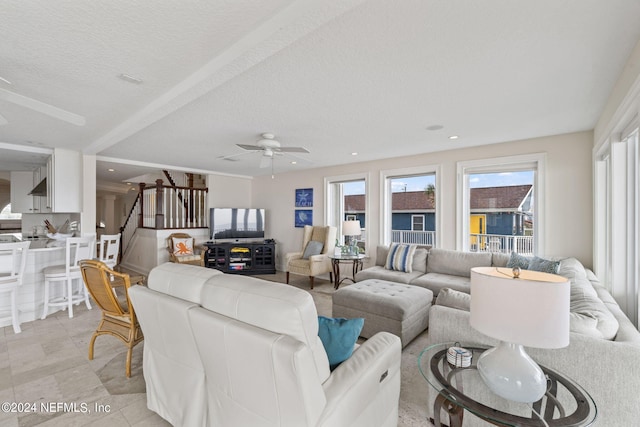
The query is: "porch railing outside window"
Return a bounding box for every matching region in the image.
[392,230,435,246]
[469,233,533,255]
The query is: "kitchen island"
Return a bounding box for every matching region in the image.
[0,234,84,330]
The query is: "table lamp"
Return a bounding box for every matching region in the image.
[342,220,361,255]
[470,266,570,403]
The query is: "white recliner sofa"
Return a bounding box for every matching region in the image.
[129,263,402,427]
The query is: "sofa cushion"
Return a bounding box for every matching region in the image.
[385,243,417,273]
[491,252,510,267]
[410,272,471,296]
[412,248,428,274]
[435,288,471,311]
[559,258,619,340]
[355,265,422,284]
[426,248,492,277]
[375,245,390,266]
[317,316,364,370]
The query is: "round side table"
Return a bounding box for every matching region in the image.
[327,254,366,289]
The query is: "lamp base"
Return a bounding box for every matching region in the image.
[477,341,548,403]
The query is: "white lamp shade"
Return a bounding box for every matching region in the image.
[470,267,570,349]
[342,220,361,236]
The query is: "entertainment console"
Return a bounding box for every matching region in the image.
[203,241,276,275]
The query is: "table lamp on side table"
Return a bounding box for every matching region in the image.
[342,220,361,255]
[470,266,570,403]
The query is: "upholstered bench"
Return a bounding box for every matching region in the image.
[332,279,433,347]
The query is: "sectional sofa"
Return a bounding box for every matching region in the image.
[355,246,510,296]
[427,257,640,426]
[356,245,640,425]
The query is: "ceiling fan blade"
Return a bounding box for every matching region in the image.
[278,146,309,153]
[0,88,86,126]
[217,151,251,161]
[282,151,314,164]
[236,143,263,151]
[0,112,7,126]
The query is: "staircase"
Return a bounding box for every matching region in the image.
[119,171,209,263]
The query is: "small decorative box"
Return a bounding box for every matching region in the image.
[447,346,472,368]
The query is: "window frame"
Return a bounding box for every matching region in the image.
[411,214,425,231]
[380,165,440,247]
[456,153,546,254]
[324,172,370,250]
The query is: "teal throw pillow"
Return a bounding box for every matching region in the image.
[317,316,364,370]
[385,243,417,273]
[506,252,530,270]
[302,240,324,259]
[528,256,560,274]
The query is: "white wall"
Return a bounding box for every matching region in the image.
[207,174,253,208]
[253,131,594,269]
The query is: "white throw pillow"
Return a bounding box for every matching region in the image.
[173,238,194,256]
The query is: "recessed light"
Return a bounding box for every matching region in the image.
[448,135,459,140]
[126,182,132,185]
[118,74,143,84]
[351,152,358,156]
[290,161,297,165]
[426,125,443,131]
[108,168,115,172]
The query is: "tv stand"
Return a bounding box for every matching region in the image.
[204,241,276,275]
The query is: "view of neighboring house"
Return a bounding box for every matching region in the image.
[344,184,533,251]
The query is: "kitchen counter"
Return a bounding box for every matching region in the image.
[0,234,81,330]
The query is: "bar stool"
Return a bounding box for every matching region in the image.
[0,241,30,334]
[41,236,95,319]
[97,233,121,269]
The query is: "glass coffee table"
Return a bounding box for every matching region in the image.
[418,343,597,427]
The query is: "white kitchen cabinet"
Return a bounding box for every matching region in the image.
[10,171,39,213]
[10,149,81,214]
[47,148,81,213]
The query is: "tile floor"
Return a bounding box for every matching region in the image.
[0,272,431,427]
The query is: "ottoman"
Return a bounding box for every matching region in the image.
[332,279,433,347]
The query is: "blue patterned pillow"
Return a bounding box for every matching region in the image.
[506,252,531,270]
[528,256,560,274]
[385,243,417,273]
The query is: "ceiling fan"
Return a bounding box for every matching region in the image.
[0,76,85,126]
[220,133,310,169]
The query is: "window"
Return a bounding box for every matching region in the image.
[381,166,439,247]
[325,173,368,249]
[411,215,425,231]
[457,154,544,255]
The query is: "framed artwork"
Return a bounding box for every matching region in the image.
[295,209,313,228]
[295,188,313,207]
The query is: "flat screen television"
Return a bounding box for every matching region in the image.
[210,208,266,241]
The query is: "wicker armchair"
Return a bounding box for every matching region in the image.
[79,259,143,377]
[166,233,205,267]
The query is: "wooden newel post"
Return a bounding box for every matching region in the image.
[138,183,145,228]
[155,179,165,229]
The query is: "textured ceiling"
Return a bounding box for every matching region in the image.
[1,0,640,183]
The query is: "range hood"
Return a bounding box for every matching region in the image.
[28,178,47,196]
